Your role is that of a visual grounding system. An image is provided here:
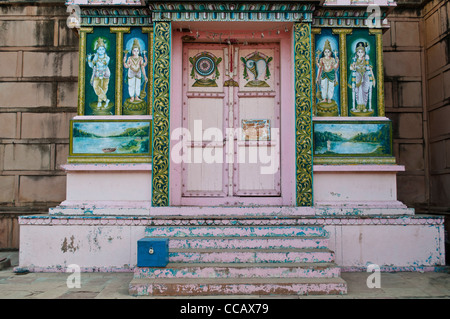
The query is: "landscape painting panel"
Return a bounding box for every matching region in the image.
[314,121,391,156]
[71,121,151,156]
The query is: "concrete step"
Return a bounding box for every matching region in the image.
[134,262,341,279]
[166,236,328,250]
[145,225,328,238]
[129,277,348,296]
[168,248,335,263]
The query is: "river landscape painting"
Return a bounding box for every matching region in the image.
[313,121,391,157]
[70,120,151,156]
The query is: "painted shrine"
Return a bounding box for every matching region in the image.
[17,0,446,296]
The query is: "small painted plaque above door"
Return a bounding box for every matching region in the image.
[242,119,271,141]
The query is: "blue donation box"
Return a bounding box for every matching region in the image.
[137,238,169,267]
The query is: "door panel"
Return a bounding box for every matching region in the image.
[234,45,280,196]
[182,44,227,197]
[181,42,280,203]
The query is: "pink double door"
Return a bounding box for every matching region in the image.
[180,42,282,206]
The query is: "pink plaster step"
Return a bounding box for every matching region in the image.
[129,277,348,296]
[133,262,341,279]
[168,248,335,263]
[145,225,327,238]
[167,236,328,250]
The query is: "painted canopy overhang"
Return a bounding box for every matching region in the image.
[66,0,397,8]
[66,0,397,5]
[67,0,397,28]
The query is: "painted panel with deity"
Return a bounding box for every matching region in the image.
[85,27,116,115]
[314,29,340,117]
[347,29,377,117]
[122,28,150,115]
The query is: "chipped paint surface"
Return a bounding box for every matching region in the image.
[18,214,445,276]
[134,265,341,279]
[145,226,327,238]
[61,235,79,253]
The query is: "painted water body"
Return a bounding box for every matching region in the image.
[315,141,381,155]
[73,136,146,154]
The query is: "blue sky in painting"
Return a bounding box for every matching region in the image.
[74,122,149,137]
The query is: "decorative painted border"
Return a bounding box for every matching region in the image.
[151,21,171,207]
[148,2,315,22]
[143,27,154,115]
[67,0,146,5]
[314,157,396,165]
[332,28,353,117]
[110,27,129,115]
[79,7,152,26]
[77,27,93,115]
[294,23,313,207]
[312,9,389,28]
[369,29,385,117]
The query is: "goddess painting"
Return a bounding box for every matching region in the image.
[87,37,112,110]
[349,41,376,115]
[315,39,339,116]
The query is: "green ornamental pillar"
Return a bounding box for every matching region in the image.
[294,22,313,207]
[151,21,171,207]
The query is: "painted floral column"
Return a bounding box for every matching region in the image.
[151,21,171,207]
[294,23,313,207]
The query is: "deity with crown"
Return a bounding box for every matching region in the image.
[315,39,339,116]
[87,37,112,112]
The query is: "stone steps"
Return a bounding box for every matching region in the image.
[133,262,341,279]
[145,225,327,237]
[168,248,335,263]
[129,223,347,296]
[129,277,348,296]
[166,236,328,249]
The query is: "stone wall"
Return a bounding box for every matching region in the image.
[0,0,447,249]
[383,4,428,208]
[0,1,78,248]
[422,0,450,213]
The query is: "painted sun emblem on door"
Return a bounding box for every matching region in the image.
[241,51,273,87]
[189,52,222,87]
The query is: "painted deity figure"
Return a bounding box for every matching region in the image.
[349,42,376,114]
[123,39,148,102]
[316,39,339,104]
[87,38,111,109]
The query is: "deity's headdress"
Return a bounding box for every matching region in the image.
[356,41,369,52]
[323,39,332,52]
[94,38,106,50]
[132,39,141,52]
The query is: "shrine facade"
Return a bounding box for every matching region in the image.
[16,0,446,296]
